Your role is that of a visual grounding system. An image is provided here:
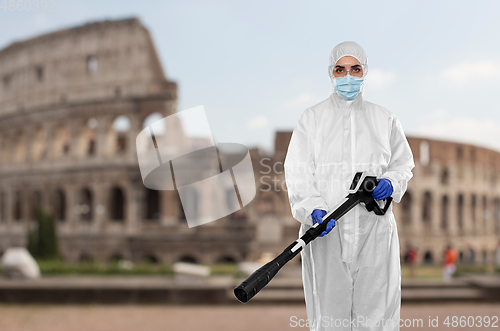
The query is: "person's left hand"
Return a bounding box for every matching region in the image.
[372,178,393,201]
[312,209,336,237]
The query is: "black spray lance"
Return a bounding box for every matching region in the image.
[234,172,393,303]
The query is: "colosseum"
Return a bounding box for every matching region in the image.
[0,18,499,266]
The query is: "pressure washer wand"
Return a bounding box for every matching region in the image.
[233,172,392,304]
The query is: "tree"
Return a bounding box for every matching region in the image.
[27,207,60,260]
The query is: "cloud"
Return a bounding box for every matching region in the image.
[439,60,500,88]
[365,69,397,89]
[246,115,268,130]
[281,92,324,110]
[411,110,500,152]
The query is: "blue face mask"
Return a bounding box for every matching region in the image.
[333,75,364,101]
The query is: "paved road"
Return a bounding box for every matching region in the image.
[0,303,499,331]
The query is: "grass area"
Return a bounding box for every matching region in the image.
[401,263,500,280]
[37,260,174,275]
[25,260,242,277]
[1,260,497,278]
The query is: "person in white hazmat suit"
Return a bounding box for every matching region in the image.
[284,41,415,331]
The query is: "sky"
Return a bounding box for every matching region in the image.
[1,0,500,153]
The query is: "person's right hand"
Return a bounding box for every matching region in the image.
[312,209,335,237]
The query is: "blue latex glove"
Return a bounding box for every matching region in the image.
[372,178,393,201]
[312,209,336,237]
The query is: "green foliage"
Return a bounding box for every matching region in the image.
[37,260,174,275]
[35,261,243,276]
[27,207,60,261]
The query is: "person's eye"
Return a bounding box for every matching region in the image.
[353,67,360,72]
[335,68,343,73]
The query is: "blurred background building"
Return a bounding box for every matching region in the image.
[0,18,499,266]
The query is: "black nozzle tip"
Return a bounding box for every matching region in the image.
[234,287,250,303]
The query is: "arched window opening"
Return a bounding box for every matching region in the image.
[178,255,197,264]
[482,196,488,232]
[53,123,71,157]
[0,191,5,221]
[471,194,476,234]
[441,168,449,185]
[85,118,98,156]
[78,188,93,221]
[52,189,66,222]
[145,188,160,220]
[456,145,463,160]
[14,131,26,163]
[457,194,464,231]
[441,195,449,231]
[109,186,125,221]
[423,251,433,264]
[31,126,46,161]
[14,191,22,221]
[218,256,236,264]
[494,198,500,235]
[143,254,160,264]
[112,115,131,154]
[401,191,412,226]
[87,55,97,74]
[422,192,432,223]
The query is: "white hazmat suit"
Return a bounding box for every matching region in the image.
[284,42,415,331]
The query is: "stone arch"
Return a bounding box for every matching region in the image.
[471,194,477,233]
[177,255,198,264]
[441,168,449,185]
[441,195,449,231]
[482,195,488,232]
[53,122,71,158]
[400,190,412,226]
[109,186,125,221]
[494,198,500,234]
[78,187,93,221]
[143,253,160,264]
[457,194,464,231]
[13,130,26,163]
[13,190,22,221]
[0,191,5,221]
[109,115,131,155]
[144,188,160,220]
[78,118,98,157]
[423,251,433,264]
[31,125,46,161]
[217,255,237,264]
[422,191,432,223]
[52,188,66,222]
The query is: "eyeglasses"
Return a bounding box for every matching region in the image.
[331,63,364,77]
